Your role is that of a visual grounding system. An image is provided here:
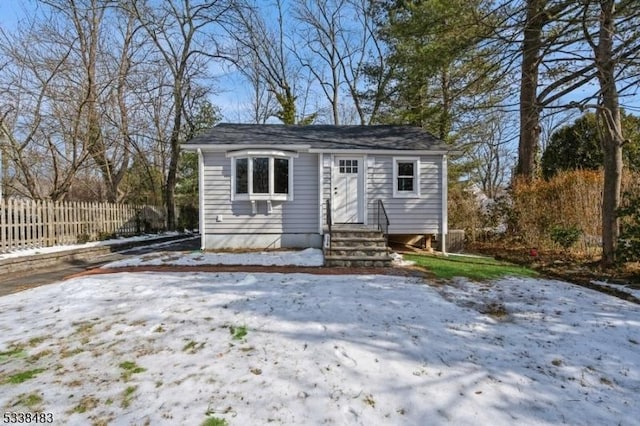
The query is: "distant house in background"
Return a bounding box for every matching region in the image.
[182,124,453,258]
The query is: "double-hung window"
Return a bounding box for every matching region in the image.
[229,150,296,201]
[393,158,420,198]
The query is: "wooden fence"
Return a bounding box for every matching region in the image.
[0,198,166,253]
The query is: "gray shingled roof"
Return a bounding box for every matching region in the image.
[183,123,449,151]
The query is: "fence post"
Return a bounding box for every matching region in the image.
[108,202,113,236]
[0,198,5,252]
[26,199,33,248]
[67,202,72,244]
[7,198,13,251]
[96,201,101,237]
[72,201,77,241]
[35,199,41,248]
[18,199,24,250]
[105,202,109,236]
[61,201,66,244]
[80,201,85,238]
[46,201,52,246]
[55,201,61,245]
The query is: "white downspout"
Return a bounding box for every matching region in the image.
[441,154,448,255]
[318,153,323,235]
[198,148,205,250]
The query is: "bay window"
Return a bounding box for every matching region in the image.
[235,158,248,194]
[228,150,296,201]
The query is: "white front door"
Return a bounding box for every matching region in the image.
[333,157,363,223]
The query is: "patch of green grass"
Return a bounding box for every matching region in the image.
[60,347,84,358]
[28,350,52,363]
[201,417,228,426]
[405,253,538,281]
[12,393,43,409]
[5,368,46,384]
[119,361,146,381]
[182,340,206,353]
[121,386,137,408]
[119,361,145,372]
[73,322,95,334]
[229,325,248,341]
[72,395,99,413]
[0,346,27,361]
[28,336,47,347]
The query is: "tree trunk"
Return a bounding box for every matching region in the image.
[517,0,545,180]
[165,86,183,231]
[438,67,451,141]
[164,162,178,231]
[594,0,624,266]
[600,125,623,265]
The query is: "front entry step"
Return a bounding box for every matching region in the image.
[324,256,391,268]
[324,226,392,267]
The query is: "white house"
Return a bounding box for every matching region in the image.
[182,124,452,255]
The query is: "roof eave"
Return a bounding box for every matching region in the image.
[182,144,458,156]
[182,144,312,151]
[307,148,452,155]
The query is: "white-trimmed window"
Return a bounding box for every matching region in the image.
[393,158,420,198]
[228,150,296,201]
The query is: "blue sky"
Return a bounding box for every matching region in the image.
[0,0,257,122]
[1,1,637,127]
[0,1,23,27]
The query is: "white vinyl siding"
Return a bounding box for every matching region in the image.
[366,155,442,234]
[321,153,332,227]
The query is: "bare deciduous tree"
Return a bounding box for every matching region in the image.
[0,15,92,200]
[469,114,517,200]
[292,0,385,125]
[127,0,231,229]
[294,0,346,124]
[227,0,317,124]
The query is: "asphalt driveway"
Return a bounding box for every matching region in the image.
[0,236,200,296]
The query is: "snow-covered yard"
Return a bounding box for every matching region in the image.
[101,247,325,268]
[0,258,638,425]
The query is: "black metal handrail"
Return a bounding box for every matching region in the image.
[376,199,390,244]
[326,199,332,255]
